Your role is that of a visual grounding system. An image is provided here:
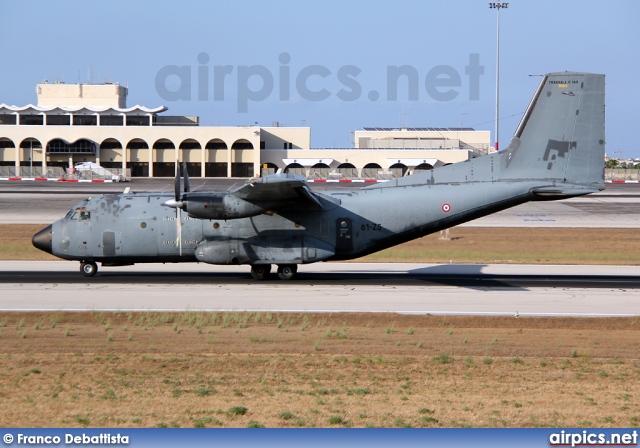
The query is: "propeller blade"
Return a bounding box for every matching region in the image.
[182,161,190,193]
[171,161,186,256]
[177,208,183,257]
[174,161,181,202]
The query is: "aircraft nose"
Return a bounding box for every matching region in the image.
[32,224,53,254]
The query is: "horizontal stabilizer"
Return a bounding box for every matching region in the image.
[530,186,600,198]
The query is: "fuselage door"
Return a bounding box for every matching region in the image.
[336,218,353,254]
[103,231,118,257]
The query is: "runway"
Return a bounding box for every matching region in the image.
[2,261,639,316]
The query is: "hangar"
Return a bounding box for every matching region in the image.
[0,82,492,179]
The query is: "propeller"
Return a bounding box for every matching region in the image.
[177,163,184,256]
[166,161,189,256]
[166,161,190,209]
[177,162,191,256]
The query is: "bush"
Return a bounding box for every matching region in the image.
[229,406,248,416]
[329,416,344,425]
[432,354,452,364]
[247,420,264,428]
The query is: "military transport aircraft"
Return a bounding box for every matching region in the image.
[32,72,605,280]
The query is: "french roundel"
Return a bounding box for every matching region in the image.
[441,203,451,213]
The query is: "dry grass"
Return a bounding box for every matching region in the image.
[0,225,58,260]
[359,227,640,265]
[6,224,640,264]
[1,312,639,428]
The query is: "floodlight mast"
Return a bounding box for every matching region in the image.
[489,2,509,151]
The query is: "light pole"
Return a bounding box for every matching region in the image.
[489,2,508,151]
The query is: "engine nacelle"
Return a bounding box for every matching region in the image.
[195,240,251,265]
[183,192,266,220]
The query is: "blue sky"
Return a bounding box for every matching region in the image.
[2,0,638,156]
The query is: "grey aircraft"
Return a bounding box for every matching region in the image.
[33,72,605,280]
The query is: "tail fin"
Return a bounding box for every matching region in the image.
[501,72,605,191]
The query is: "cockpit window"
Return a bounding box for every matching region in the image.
[66,209,91,221]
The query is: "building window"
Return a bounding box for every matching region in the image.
[101,115,124,126]
[47,115,71,126]
[206,141,227,150]
[100,140,122,150]
[73,115,97,126]
[126,116,149,126]
[19,115,43,125]
[46,138,96,154]
[231,140,253,150]
[0,114,17,125]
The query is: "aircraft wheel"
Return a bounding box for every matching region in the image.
[80,261,98,277]
[277,264,297,280]
[250,264,272,281]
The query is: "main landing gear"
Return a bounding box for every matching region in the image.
[250,264,271,280]
[80,261,98,277]
[277,264,297,280]
[250,264,298,281]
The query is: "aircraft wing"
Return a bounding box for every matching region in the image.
[232,173,324,208]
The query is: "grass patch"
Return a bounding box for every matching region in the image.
[247,420,264,428]
[329,416,345,425]
[228,406,248,416]
[432,354,452,364]
[279,412,295,420]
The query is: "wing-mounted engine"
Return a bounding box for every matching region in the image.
[163,164,330,220]
[178,191,280,220]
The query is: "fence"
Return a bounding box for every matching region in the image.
[2,165,633,182]
[72,167,131,182]
[0,166,130,181]
[605,168,640,181]
[0,166,65,178]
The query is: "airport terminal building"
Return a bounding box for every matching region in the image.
[0,82,492,179]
